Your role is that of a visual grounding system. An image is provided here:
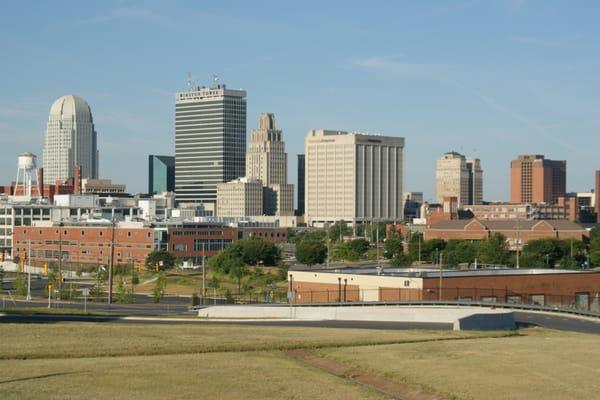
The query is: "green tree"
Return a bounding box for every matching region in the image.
[116,278,134,303]
[390,252,412,267]
[328,220,352,242]
[152,272,167,303]
[365,221,389,242]
[349,238,370,257]
[208,252,247,294]
[13,273,27,296]
[332,241,358,261]
[383,234,404,260]
[476,233,511,266]
[520,238,579,268]
[295,238,327,266]
[588,227,600,267]
[145,250,177,271]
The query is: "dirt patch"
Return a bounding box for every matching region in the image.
[286,348,445,400]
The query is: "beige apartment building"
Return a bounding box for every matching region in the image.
[216,177,263,217]
[436,152,482,207]
[305,130,404,226]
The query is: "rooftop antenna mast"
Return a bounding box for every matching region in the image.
[212,73,220,87]
[187,72,195,90]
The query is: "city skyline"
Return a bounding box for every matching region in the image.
[1,1,600,201]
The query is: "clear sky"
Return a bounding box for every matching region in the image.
[1,0,599,201]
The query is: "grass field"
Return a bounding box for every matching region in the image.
[1,321,598,399]
[0,322,503,400]
[320,327,600,400]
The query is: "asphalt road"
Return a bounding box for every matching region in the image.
[2,306,600,334]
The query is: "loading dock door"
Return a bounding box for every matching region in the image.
[360,286,379,302]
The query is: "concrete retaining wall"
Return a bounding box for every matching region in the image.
[198,305,515,330]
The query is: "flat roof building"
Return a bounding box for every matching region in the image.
[175,83,246,204]
[289,266,600,309]
[305,130,405,226]
[510,155,566,205]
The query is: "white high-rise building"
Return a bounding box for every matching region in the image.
[435,152,483,207]
[42,95,99,185]
[216,177,263,217]
[175,82,246,204]
[305,130,405,226]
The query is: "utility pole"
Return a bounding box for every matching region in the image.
[58,223,63,292]
[418,234,422,264]
[26,239,31,300]
[515,216,521,269]
[438,252,443,301]
[202,241,206,300]
[376,223,381,269]
[326,222,330,268]
[108,220,116,304]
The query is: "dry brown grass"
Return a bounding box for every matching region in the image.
[0,322,499,360]
[320,327,600,400]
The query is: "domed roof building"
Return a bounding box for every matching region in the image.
[42,95,99,184]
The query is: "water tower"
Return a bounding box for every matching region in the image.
[14,152,40,198]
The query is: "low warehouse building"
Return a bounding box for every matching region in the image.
[288,267,600,310]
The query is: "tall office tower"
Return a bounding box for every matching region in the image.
[305,130,404,226]
[43,95,99,185]
[296,154,305,216]
[510,155,566,204]
[466,158,483,205]
[245,112,294,216]
[595,170,600,223]
[175,82,246,204]
[148,155,175,194]
[436,152,469,207]
[246,113,287,185]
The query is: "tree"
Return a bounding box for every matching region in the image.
[349,238,370,257]
[145,250,177,271]
[328,220,352,242]
[390,252,411,267]
[476,233,510,266]
[365,221,389,242]
[116,278,133,303]
[208,252,246,294]
[295,238,327,266]
[152,272,167,303]
[332,241,358,261]
[589,227,600,267]
[383,234,404,260]
[13,273,27,296]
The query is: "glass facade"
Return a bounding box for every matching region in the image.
[148,155,175,194]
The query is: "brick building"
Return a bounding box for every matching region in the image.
[168,224,238,263]
[13,223,155,267]
[289,267,600,309]
[596,170,600,223]
[424,218,587,250]
[510,155,566,204]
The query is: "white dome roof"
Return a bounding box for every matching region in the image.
[49,95,92,121]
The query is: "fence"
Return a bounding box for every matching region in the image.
[287,287,600,312]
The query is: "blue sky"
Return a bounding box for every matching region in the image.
[1,0,599,201]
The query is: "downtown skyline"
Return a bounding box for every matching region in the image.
[1,1,600,201]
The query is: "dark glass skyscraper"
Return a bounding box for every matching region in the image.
[175,83,246,204]
[148,155,175,194]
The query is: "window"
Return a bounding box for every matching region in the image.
[128,232,132,237]
[81,230,85,236]
[403,280,410,287]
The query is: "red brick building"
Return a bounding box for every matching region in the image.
[424,218,587,249]
[168,225,238,262]
[13,224,154,267]
[239,227,288,243]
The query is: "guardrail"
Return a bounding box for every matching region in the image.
[191,299,600,320]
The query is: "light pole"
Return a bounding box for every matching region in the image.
[438,252,443,301]
[26,239,31,300]
[108,219,116,305]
